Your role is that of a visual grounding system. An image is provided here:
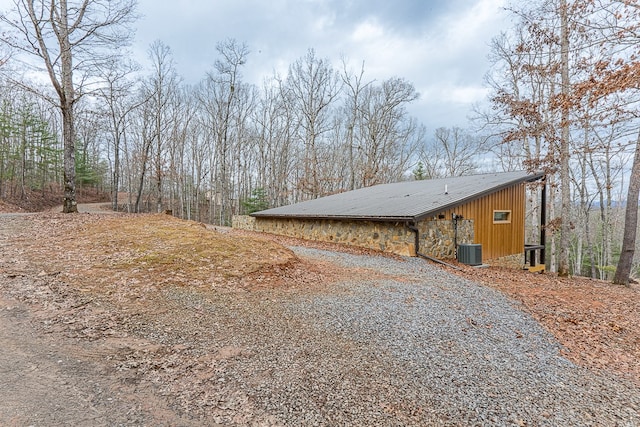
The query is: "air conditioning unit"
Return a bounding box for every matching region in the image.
[458,244,482,266]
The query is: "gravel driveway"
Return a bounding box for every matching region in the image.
[247,246,640,426]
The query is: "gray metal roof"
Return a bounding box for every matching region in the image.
[252,170,544,222]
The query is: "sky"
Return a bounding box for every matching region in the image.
[0,0,512,131]
[132,0,511,131]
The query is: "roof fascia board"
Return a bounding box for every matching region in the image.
[412,172,545,222]
[252,214,413,222]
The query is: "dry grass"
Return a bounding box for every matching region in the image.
[83,215,294,278]
[20,213,297,294]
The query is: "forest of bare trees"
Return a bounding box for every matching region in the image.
[1,0,640,281]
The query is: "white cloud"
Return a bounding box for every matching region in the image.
[427,85,490,104]
[439,0,507,54]
[351,19,386,42]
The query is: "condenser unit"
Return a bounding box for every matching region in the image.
[458,244,482,266]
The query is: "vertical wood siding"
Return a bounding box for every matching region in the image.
[436,184,525,261]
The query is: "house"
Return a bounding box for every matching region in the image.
[234,171,546,269]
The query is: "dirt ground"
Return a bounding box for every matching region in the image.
[0,188,109,214]
[0,206,638,425]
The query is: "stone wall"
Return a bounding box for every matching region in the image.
[234,216,416,256]
[232,215,256,230]
[486,252,525,268]
[232,215,474,258]
[416,219,474,259]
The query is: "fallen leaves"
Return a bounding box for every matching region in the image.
[455,264,640,385]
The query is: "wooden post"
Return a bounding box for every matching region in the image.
[540,177,547,266]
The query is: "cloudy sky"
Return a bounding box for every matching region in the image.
[0,0,511,131]
[132,0,511,130]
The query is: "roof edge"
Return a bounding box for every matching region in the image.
[412,171,545,222]
[251,213,413,222]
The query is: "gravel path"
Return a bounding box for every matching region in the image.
[234,246,639,426]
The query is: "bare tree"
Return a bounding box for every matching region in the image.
[569,0,640,284]
[132,88,155,213]
[557,0,572,276]
[483,0,625,275]
[146,41,180,213]
[286,49,341,199]
[197,38,251,225]
[0,0,137,212]
[422,127,486,178]
[96,59,142,211]
[341,59,373,190]
[252,77,296,206]
[356,77,421,186]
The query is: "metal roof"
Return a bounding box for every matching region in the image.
[252,170,544,222]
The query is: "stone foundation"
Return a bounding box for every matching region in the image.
[233,215,416,256]
[485,252,526,269]
[232,215,256,230]
[417,219,474,258]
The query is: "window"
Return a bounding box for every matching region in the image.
[493,210,511,224]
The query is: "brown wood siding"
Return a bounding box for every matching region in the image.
[436,184,525,261]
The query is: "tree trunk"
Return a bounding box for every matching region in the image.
[558,0,571,276]
[613,132,640,286]
[61,102,78,213]
[155,122,163,213]
[112,142,120,211]
[56,0,77,213]
[112,119,121,211]
[135,136,152,213]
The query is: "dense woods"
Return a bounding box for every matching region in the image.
[1,0,640,281]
